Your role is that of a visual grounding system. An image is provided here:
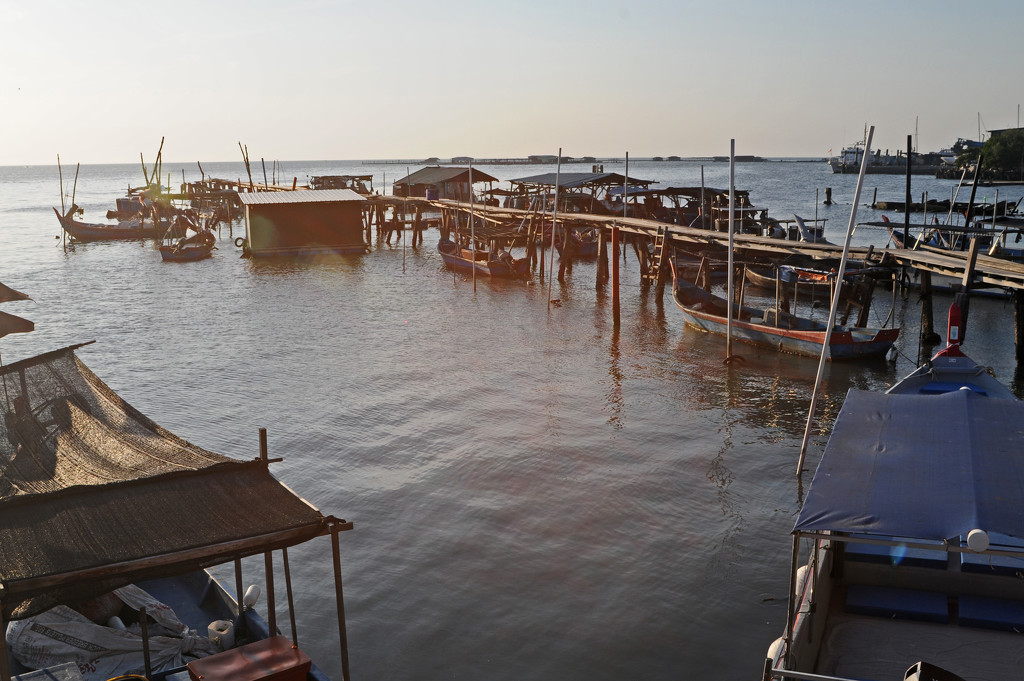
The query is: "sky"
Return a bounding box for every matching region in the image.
[2,0,1022,165]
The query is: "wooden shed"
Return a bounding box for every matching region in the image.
[237,189,367,257]
[392,167,498,201]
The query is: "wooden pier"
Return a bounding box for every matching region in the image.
[429,199,1024,359]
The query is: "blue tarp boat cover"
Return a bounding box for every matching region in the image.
[795,388,1024,541]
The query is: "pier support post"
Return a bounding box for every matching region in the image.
[612,224,620,329]
[919,271,941,345]
[824,187,833,206]
[1015,291,1024,362]
[597,227,608,283]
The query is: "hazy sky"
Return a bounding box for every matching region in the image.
[3,0,1022,165]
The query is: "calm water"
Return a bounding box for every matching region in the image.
[2,158,1022,681]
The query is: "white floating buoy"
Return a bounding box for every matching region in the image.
[243,584,262,609]
[967,528,990,552]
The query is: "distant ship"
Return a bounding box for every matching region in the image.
[827,138,981,175]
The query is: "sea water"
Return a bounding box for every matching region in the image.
[1,158,1022,681]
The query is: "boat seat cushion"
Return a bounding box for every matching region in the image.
[845,584,949,623]
[958,596,1024,632]
[918,381,987,395]
[959,532,1024,576]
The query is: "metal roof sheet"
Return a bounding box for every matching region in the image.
[237,189,366,205]
[509,172,654,189]
[393,166,499,185]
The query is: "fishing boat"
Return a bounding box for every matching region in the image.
[53,204,161,242]
[437,238,529,278]
[555,228,599,259]
[669,259,899,360]
[0,343,354,681]
[763,303,1024,681]
[159,214,217,262]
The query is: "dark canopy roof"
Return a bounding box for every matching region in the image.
[509,172,654,191]
[0,346,328,619]
[394,166,498,185]
[795,389,1024,542]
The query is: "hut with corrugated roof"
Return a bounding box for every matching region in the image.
[236,189,367,257]
[392,167,498,201]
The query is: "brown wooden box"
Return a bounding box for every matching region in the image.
[186,636,311,681]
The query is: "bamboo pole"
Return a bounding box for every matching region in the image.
[797,125,875,476]
[547,149,561,310]
[282,547,298,645]
[470,163,476,291]
[726,140,736,361]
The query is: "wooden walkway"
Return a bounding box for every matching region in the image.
[433,199,1024,293]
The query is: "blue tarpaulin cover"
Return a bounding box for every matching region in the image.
[794,388,1024,541]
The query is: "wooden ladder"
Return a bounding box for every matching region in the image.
[643,226,668,285]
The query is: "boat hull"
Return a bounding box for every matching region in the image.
[675,303,898,360]
[160,244,214,262]
[438,239,528,278]
[671,265,898,360]
[55,207,160,241]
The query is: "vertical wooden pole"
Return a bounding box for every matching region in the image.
[1015,290,1024,361]
[331,521,352,681]
[0,586,10,681]
[282,547,298,645]
[612,223,620,328]
[264,550,277,635]
[547,150,561,309]
[903,134,912,249]
[140,607,152,678]
[919,271,940,344]
[234,558,244,618]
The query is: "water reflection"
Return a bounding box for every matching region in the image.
[605,329,624,430]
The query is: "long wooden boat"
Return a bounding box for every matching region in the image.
[54,205,161,242]
[764,303,1023,681]
[0,344,353,681]
[438,238,529,278]
[670,260,899,360]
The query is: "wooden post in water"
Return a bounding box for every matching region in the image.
[919,271,940,345]
[903,134,912,248]
[1015,290,1024,361]
[547,150,562,310]
[612,223,620,328]
[726,140,736,361]
[596,227,608,283]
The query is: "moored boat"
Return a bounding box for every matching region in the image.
[159,213,217,262]
[763,303,1023,681]
[0,342,354,681]
[670,259,899,360]
[54,204,161,242]
[437,238,529,278]
[554,228,599,259]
